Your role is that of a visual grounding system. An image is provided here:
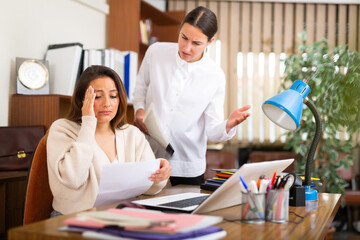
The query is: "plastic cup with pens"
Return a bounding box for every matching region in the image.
[265,175,290,223]
[239,176,266,224]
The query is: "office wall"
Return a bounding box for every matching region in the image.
[0,0,107,126]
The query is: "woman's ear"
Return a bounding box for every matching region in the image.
[207,36,215,46]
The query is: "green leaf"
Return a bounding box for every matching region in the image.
[281,33,360,194]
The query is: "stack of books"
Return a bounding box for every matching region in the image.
[61,208,226,239]
[201,169,237,191]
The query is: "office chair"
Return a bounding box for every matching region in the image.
[337,164,360,232]
[23,135,53,225]
[205,150,237,179]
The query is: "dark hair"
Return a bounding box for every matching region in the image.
[66,65,128,130]
[181,6,218,41]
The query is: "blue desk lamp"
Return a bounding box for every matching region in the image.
[262,80,322,201]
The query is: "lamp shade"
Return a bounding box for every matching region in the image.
[262,80,310,130]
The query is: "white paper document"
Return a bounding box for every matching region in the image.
[93,159,160,207]
[144,103,174,155]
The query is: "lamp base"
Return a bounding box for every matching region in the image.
[289,186,305,206]
[305,185,318,201]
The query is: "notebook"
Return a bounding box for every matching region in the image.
[132,158,294,214]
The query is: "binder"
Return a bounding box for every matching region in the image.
[108,49,137,103]
[45,43,83,96]
[82,48,138,102]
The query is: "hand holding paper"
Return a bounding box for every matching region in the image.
[93,159,160,207]
[149,159,171,182]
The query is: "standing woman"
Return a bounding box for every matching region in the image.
[47,65,171,216]
[133,6,250,186]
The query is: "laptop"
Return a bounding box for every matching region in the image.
[132,158,294,214]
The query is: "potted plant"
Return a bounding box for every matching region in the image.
[281,33,360,194]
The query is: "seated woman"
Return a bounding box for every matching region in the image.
[47,65,171,216]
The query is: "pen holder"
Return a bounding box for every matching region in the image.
[265,189,289,223]
[241,191,265,224]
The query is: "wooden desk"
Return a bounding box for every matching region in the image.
[8,185,341,240]
[0,171,28,240]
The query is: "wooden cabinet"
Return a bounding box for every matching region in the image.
[0,171,28,240]
[10,94,134,129]
[109,0,185,63]
[10,94,71,131]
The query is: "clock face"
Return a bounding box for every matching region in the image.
[18,60,49,90]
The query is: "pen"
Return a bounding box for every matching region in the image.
[239,176,264,220]
[259,179,269,193]
[275,190,284,220]
[278,177,287,189]
[241,202,250,219]
[284,176,293,190]
[273,176,279,189]
[249,180,258,193]
[266,178,272,192]
[256,174,265,188]
[239,176,251,218]
[239,176,248,190]
[271,172,277,188]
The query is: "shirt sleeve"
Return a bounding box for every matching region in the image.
[133,44,154,114]
[203,71,237,142]
[47,116,98,189]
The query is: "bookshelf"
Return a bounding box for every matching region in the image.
[10,2,183,130]
[109,0,185,63]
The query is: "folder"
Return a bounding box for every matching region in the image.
[109,49,137,103]
[45,43,83,96]
[83,48,138,103]
[144,103,174,156]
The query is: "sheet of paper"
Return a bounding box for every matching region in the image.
[93,159,160,207]
[143,103,168,148]
[144,103,174,156]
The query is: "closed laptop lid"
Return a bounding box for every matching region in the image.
[193,158,294,214]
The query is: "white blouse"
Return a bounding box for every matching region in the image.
[133,42,236,177]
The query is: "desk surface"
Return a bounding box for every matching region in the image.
[8,185,341,240]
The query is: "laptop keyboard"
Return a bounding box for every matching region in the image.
[158,195,209,208]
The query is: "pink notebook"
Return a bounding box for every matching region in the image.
[64,208,222,233]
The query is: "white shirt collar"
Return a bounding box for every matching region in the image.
[176,47,207,72]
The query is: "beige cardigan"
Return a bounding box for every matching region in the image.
[47,116,167,215]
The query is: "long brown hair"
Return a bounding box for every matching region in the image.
[66,65,128,129]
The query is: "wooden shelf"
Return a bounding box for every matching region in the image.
[140,2,180,25]
[109,0,184,64]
